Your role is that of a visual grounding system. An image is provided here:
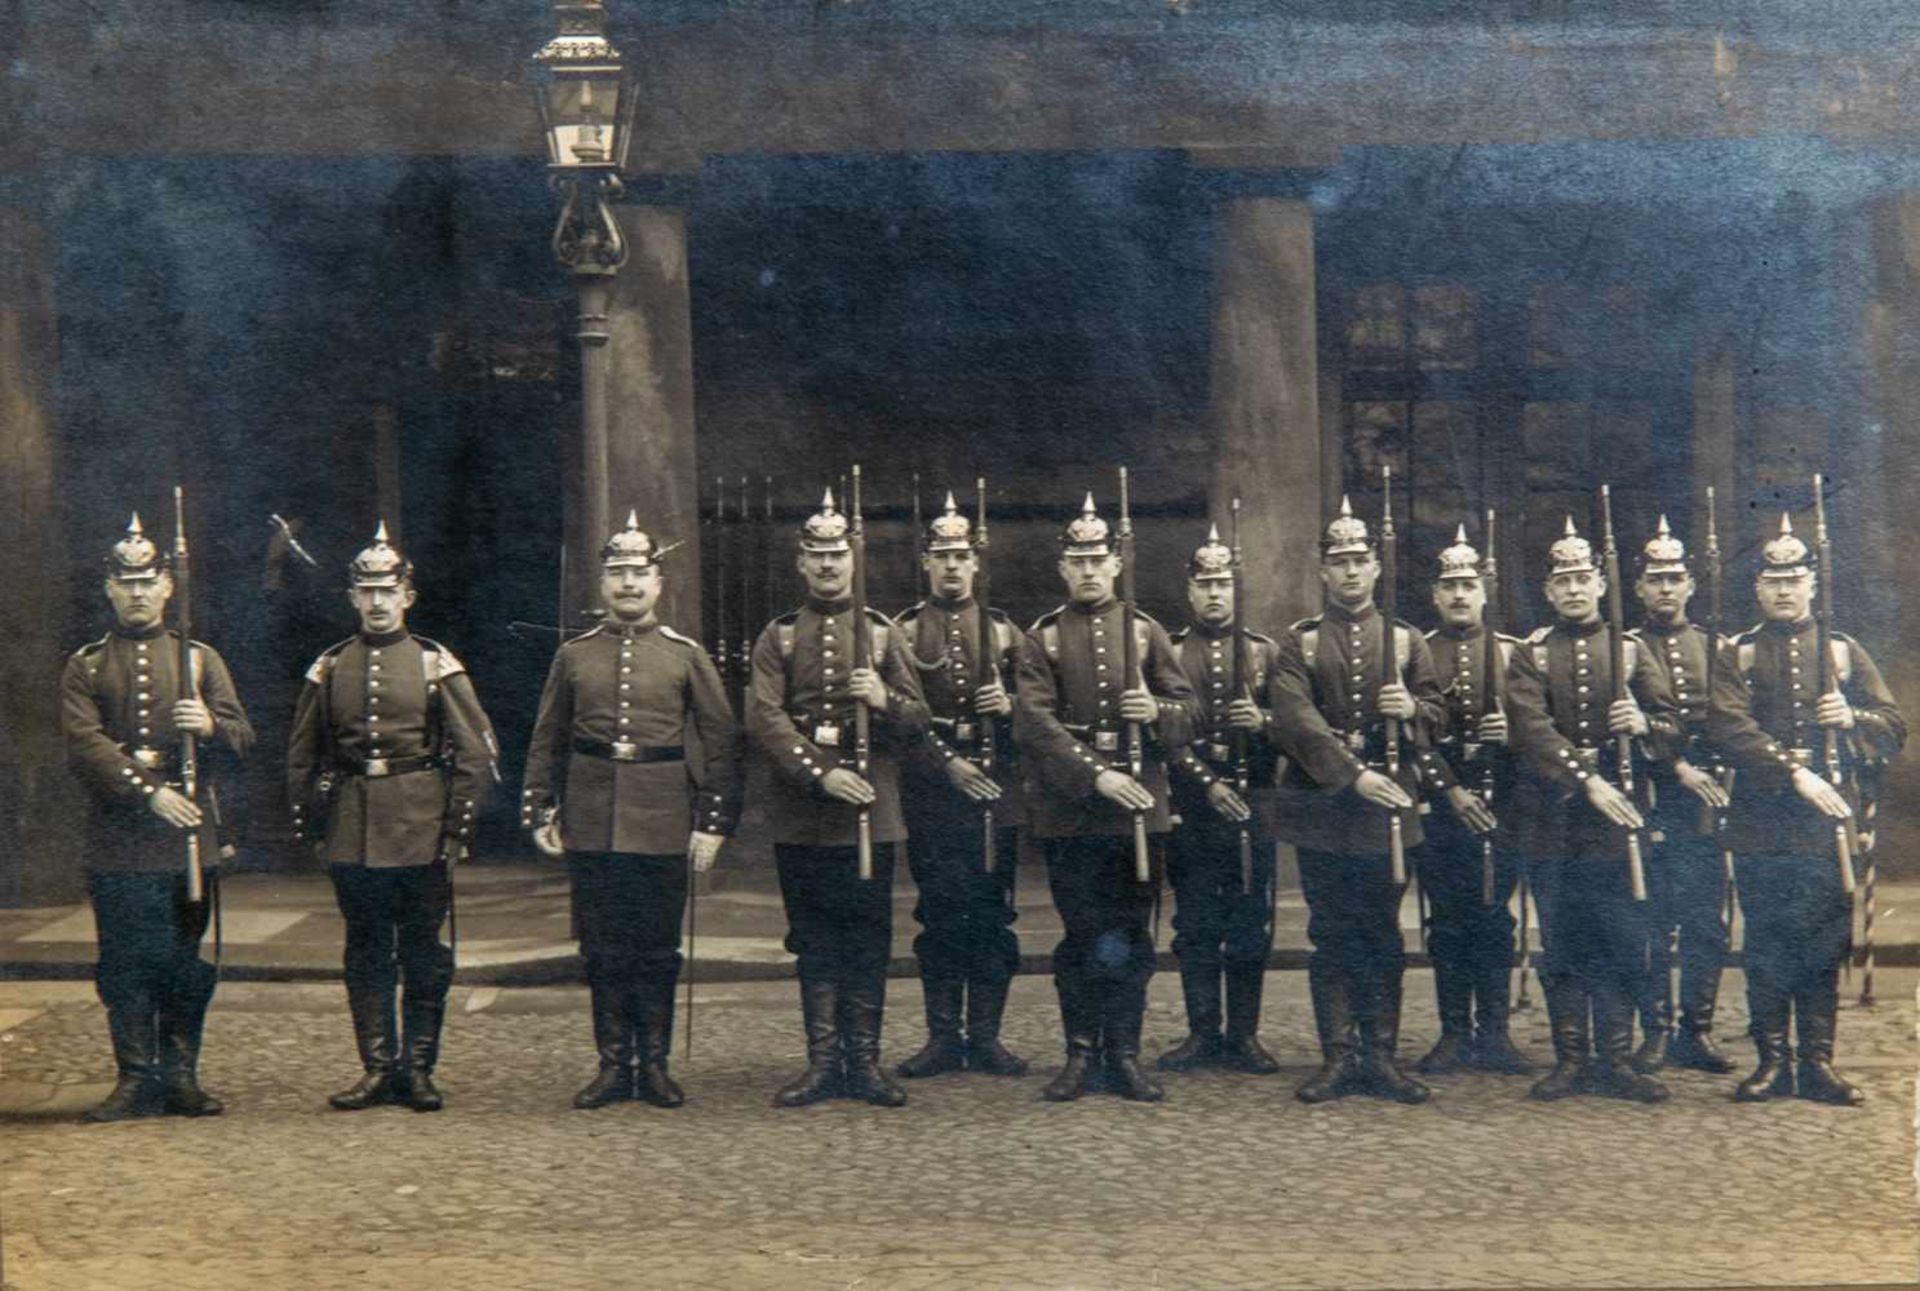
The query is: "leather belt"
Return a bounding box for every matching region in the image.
[574,739,685,764]
[336,752,439,778]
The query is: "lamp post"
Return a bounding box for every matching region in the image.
[532,0,635,602]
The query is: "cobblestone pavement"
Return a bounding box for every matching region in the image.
[2,969,1914,1291]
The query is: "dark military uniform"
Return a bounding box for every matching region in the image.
[523,553,740,1107]
[1159,598,1283,1073]
[288,528,498,1111]
[1504,528,1679,1101]
[1708,517,1904,1104]
[62,517,254,1119]
[746,492,931,1106]
[1270,600,1452,1102]
[1418,620,1527,1070]
[894,592,1027,1075]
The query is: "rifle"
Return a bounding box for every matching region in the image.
[172,487,207,905]
[1812,474,1858,897]
[1380,466,1407,888]
[1117,467,1151,883]
[913,473,925,605]
[851,465,875,881]
[1701,488,1740,937]
[1478,508,1501,907]
[711,475,731,691]
[975,478,999,875]
[763,476,776,632]
[1230,497,1255,895]
[738,476,753,684]
[1599,485,1649,902]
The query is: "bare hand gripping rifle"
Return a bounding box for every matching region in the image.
[975,478,999,875]
[1600,485,1649,902]
[851,465,875,881]
[1812,474,1858,897]
[1380,466,1407,888]
[1118,467,1151,883]
[1230,497,1255,895]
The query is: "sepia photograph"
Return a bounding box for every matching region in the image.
[1,2,1916,1288]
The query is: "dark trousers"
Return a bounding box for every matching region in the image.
[1528,854,1649,1001]
[775,843,897,984]
[88,869,216,1025]
[570,852,688,982]
[1642,829,1730,1031]
[907,821,1020,984]
[1167,813,1274,972]
[1297,849,1406,983]
[1044,836,1157,1038]
[329,863,453,1007]
[1735,853,1851,998]
[1417,812,1519,1031]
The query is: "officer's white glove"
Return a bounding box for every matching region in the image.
[688,831,725,873]
[532,819,565,858]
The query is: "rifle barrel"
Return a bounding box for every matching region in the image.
[1813,475,1858,894]
[1381,467,1406,887]
[173,487,205,903]
[1601,485,1648,901]
[851,465,874,881]
[1118,467,1150,883]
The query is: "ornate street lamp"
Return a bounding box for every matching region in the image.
[532,0,635,587]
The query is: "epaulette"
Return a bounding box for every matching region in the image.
[304,636,356,685]
[1030,606,1065,633]
[658,625,703,649]
[414,635,467,681]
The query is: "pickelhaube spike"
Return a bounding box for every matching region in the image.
[1322,493,1372,557]
[601,510,660,570]
[800,488,851,554]
[924,488,972,553]
[1188,524,1233,581]
[349,518,412,588]
[105,511,167,581]
[1547,515,1596,577]
[1639,512,1689,575]
[1436,523,1483,580]
[1060,491,1113,555]
[1760,510,1812,577]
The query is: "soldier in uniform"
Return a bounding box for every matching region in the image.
[1708,515,1904,1105]
[1012,494,1195,1103]
[1155,526,1283,1076]
[1628,517,1736,1076]
[1269,497,1454,1105]
[1412,527,1530,1076]
[746,490,931,1108]
[288,523,499,1113]
[891,494,1029,1080]
[1504,518,1677,1104]
[522,513,740,1109]
[62,514,254,1121]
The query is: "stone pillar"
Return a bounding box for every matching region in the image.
[0,205,78,903]
[1859,196,1920,872]
[600,205,703,634]
[1208,198,1323,636]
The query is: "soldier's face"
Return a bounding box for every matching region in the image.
[1188,578,1233,626]
[923,549,977,600]
[349,582,415,635]
[1545,571,1604,623]
[1320,553,1379,609]
[105,574,171,630]
[1059,553,1120,604]
[798,549,851,599]
[601,564,660,622]
[1432,575,1485,628]
[1757,572,1814,623]
[1636,570,1694,622]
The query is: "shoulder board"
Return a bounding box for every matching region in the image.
[862,606,896,626]
[1495,631,1526,646]
[1246,629,1277,646]
[988,607,1014,624]
[1625,626,1644,641]
[414,636,467,681]
[658,625,703,649]
[304,637,355,685]
[1170,625,1191,642]
[560,624,605,648]
[1030,607,1064,633]
[774,609,802,627]
[1129,608,1163,630]
[1733,625,1761,643]
[1526,627,1553,644]
[1423,627,1440,642]
[894,601,926,624]
[1290,617,1321,633]
[74,634,111,660]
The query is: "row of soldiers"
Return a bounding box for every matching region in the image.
[62,481,1902,1120]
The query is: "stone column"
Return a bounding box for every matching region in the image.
[1208,198,1323,636]
[0,205,79,902]
[602,204,703,635]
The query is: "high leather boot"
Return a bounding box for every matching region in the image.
[1528,977,1590,1102]
[1415,955,1475,1075]
[773,977,842,1108]
[1356,968,1431,1104]
[1102,982,1164,1103]
[1296,966,1357,1104]
[1631,963,1674,1074]
[964,970,1029,1076]
[329,989,403,1111]
[1733,975,1793,1103]
[1157,962,1223,1071]
[1794,972,1864,1107]
[1219,962,1281,1074]
[841,975,908,1107]
[1469,952,1532,1073]
[1668,968,1735,1073]
[895,974,967,1078]
[573,980,635,1109]
[1590,982,1669,1103]
[156,963,223,1117]
[400,992,447,1112]
[86,993,162,1123]
[633,969,686,1109]
[1041,970,1098,1102]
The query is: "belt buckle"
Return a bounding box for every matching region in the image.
[610,740,638,762]
[1790,747,1814,767]
[814,723,841,748]
[954,721,976,744]
[130,746,164,770]
[1093,729,1119,753]
[364,757,390,778]
[1207,741,1232,763]
[1345,730,1367,752]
